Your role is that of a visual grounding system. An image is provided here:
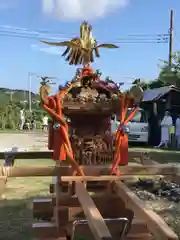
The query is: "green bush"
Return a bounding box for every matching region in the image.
[0,101,45,130]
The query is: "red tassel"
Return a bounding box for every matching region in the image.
[119,133,128,166]
[53,128,66,161]
[48,121,54,150]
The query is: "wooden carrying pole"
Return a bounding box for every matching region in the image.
[0,177,6,198]
[113,181,178,240]
[75,182,112,240]
[0,164,180,177]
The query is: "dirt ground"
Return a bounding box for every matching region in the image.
[0,132,48,151]
[146,200,180,237]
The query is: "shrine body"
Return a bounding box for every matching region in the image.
[39,21,143,174]
[47,66,121,165]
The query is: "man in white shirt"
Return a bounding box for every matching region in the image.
[19,108,25,130]
[175,114,180,148]
[110,115,120,141]
[157,111,173,148]
[42,115,48,132]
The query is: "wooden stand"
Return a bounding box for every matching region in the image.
[32,164,178,240]
[0,176,6,199]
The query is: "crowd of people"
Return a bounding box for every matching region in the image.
[110,111,180,149]
[156,111,180,148]
[18,107,180,149]
[19,108,49,131]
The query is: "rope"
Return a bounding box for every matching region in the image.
[40,79,85,176]
[110,95,138,176]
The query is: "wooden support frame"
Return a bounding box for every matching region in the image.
[0,148,152,160]
[126,151,179,239]
[0,164,180,177]
[0,149,178,239]
[138,152,180,184]
[112,181,178,240]
[75,181,112,240]
[32,175,179,239]
[0,176,6,199]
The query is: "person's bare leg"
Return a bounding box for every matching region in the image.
[156,141,163,148]
[178,136,180,148]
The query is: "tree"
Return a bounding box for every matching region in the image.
[158,51,180,87]
[132,78,149,91]
[147,79,166,89]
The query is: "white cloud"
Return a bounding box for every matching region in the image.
[42,0,129,20]
[31,44,62,55]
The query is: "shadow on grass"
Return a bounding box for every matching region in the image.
[0,197,35,240]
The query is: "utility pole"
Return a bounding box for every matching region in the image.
[28,72,39,112]
[6,91,14,102]
[23,89,26,101]
[28,72,32,112]
[168,9,174,69]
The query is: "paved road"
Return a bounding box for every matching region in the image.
[0,132,48,151]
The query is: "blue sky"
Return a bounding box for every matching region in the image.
[0,0,180,93]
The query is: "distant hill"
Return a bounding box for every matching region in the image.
[0,87,39,104]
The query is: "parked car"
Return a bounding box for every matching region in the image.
[126,108,149,143]
[117,108,149,143]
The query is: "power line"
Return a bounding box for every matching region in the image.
[127,33,169,37]
[0,31,168,44]
[0,25,169,38]
[0,29,168,41]
[0,25,169,43]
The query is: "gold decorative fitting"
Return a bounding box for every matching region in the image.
[40,21,119,66]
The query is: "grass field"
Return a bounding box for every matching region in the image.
[0,159,54,240]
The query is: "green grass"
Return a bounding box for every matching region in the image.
[0,159,54,240]
[129,148,180,163]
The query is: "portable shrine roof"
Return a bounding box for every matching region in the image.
[142,85,180,102]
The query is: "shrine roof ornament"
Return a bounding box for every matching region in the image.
[41,21,119,66]
[39,21,145,178]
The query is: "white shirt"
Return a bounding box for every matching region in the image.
[160,115,173,142]
[42,116,48,125]
[20,110,24,120]
[161,116,172,127]
[176,118,180,136]
[110,120,120,134]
